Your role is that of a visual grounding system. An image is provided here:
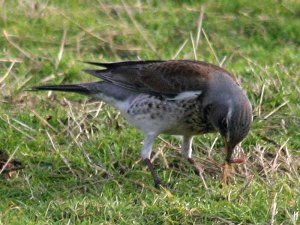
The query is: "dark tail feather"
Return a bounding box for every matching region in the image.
[82,69,104,78]
[82,61,112,68]
[81,60,166,80]
[82,60,165,69]
[30,84,91,94]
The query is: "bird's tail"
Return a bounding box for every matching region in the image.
[30,81,136,109]
[30,83,97,95]
[31,79,136,99]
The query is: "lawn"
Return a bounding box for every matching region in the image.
[0,0,299,224]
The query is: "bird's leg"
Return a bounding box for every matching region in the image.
[144,158,161,188]
[182,136,203,175]
[141,133,162,188]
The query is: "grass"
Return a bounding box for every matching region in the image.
[0,0,299,224]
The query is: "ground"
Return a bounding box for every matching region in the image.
[0,0,299,224]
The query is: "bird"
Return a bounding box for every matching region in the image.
[32,60,252,188]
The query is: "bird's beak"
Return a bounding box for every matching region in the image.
[223,136,231,163]
[222,136,245,164]
[222,136,246,184]
[222,136,232,185]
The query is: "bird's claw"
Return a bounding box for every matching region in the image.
[188,158,204,175]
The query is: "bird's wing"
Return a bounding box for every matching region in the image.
[83,60,237,97]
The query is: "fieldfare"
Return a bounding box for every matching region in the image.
[32,60,252,188]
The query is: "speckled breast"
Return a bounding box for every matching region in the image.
[123,94,215,135]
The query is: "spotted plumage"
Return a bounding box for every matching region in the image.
[32,60,252,187]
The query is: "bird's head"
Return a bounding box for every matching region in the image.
[206,92,252,162]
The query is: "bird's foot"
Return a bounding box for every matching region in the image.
[188,158,204,175]
[153,177,164,189]
[144,158,165,189]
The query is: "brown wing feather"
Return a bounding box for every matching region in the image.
[83,60,237,96]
